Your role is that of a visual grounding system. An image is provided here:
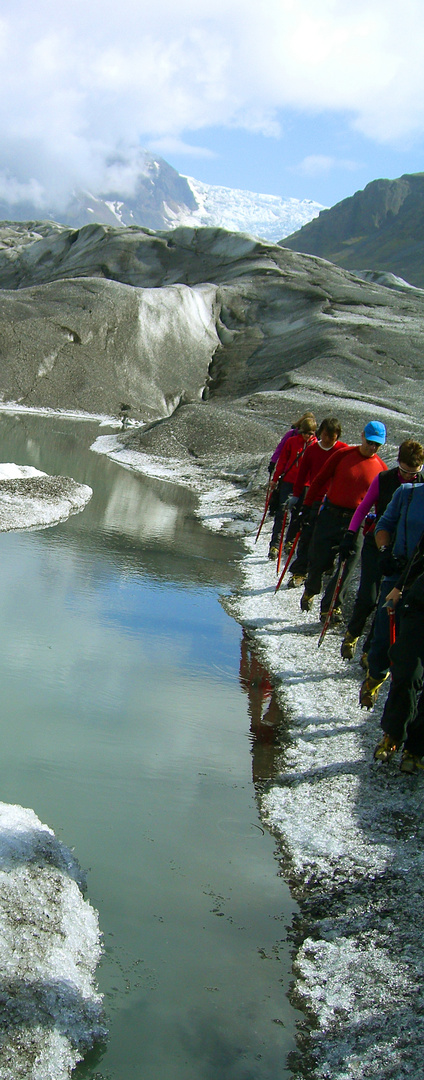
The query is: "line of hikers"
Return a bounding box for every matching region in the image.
[265,410,424,774]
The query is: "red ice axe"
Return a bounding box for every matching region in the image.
[275,530,301,594]
[276,506,289,573]
[317,559,347,648]
[255,480,273,543]
[389,606,396,648]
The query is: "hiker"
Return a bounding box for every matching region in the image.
[340,440,424,661]
[359,478,424,709]
[267,412,316,476]
[285,417,346,587]
[373,556,424,772]
[268,415,317,560]
[299,421,387,622]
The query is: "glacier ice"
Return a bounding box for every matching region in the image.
[0,802,104,1080]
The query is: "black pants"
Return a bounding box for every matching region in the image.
[304,502,362,611]
[290,501,320,575]
[270,480,293,547]
[380,599,424,757]
[346,532,382,639]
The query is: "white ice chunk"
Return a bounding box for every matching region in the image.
[0,802,104,1079]
[0,463,92,531]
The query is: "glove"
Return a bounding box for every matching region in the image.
[298,505,312,528]
[268,459,275,475]
[339,530,358,560]
[379,547,403,577]
[286,494,299,510]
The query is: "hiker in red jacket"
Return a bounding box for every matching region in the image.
[268,415,317,559]
[286,417,346,586]
[299,421,387,622]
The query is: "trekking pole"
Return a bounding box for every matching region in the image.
[275,530,301,594]
[389,606,396,648]
[317,559,347,648]
[255,480,273,543]
[276,506,289,573]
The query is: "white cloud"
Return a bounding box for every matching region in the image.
[146,137,217,159]
[0,0,423,205]
[296,156,361,176]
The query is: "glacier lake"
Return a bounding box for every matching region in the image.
[0,411,300,1080]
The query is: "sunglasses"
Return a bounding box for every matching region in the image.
[398,464,423,477]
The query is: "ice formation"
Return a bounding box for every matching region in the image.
[0,802,104,1079]
[0,463,92,531]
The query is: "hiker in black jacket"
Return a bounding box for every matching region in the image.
[373,538,424,773]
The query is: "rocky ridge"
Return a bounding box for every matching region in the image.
[283,172,424,289]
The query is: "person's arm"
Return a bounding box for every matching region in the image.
[293,444,312,497]
[272,442,290,484]
[374,486,403,542]
[348,473,380,532]
[270,429,294,465]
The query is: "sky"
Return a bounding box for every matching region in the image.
[1,0,424,211]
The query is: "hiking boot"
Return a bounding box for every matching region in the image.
[373,733,399,762]
[320,606,343,626]
[287,573,306,589]
[300,591,314,612]
[400,751,424,774]
[284,540,292,555]
[360,651,368,672]
[268,545,278,561]
[359,673,389,710]
[341,632,359,660]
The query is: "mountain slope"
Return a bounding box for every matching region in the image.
[0,151,323,243]
[282,173,424,288]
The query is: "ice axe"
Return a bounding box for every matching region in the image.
[276,506,289,573]
[389,606,396,648]
[255,480,273,543]
[275,530,301,594]
[317,559,347,648]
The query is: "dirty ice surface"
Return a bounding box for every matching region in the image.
[0,460,101,1079]
[0,802,104,1080]
[97,433,424,1080]
[227,528,424,1080]
[0,462,92,531]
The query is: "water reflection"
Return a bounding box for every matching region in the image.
[0,410,245,586]
[239,631,290,783]
[0,410,300,1080]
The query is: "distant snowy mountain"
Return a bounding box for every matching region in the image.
[0,150,324,242]
[174,176,324,242]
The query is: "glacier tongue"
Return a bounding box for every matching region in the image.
[178,176,324,242]
[0,802,104,1080]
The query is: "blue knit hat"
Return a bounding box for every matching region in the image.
[364,421,386,445]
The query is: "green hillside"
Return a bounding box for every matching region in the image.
[282,173,424,289]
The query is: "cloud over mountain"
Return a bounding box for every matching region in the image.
[1,1,424,212]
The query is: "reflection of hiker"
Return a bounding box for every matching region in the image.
[340,440,424,662]
[299,421,387,622]
[286,417,345,587]
[239,631,280,741]
[360,481,424,709]
[268,416,317,560]
[373,566,424,772]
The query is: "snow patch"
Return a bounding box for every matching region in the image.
[0,463,92,531]
[0,802,104,1079]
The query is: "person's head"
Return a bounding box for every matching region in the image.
[317,417,342,449]
[292,411,315,431]
[298,416,317,442]
[397,439,424,479]
[361,420,386,457]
